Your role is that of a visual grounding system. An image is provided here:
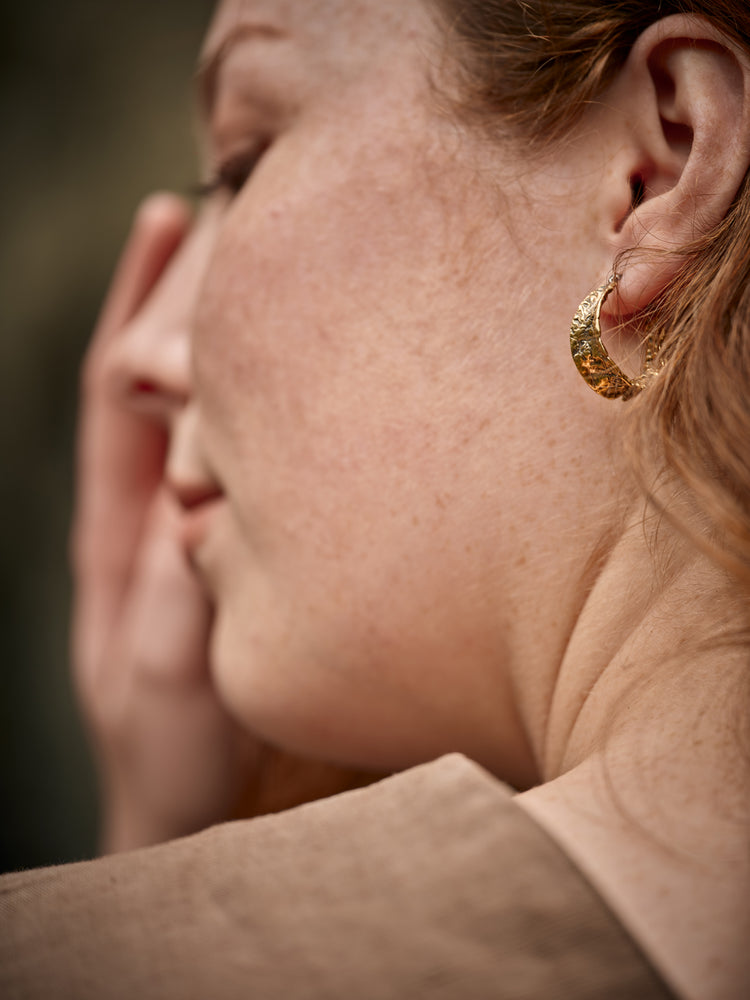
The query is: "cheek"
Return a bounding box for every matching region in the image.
[194,117,588,438]
[197,244,484,594]
[192,140,591,609]
[195,140,491,506]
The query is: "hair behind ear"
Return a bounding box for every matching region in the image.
[435,0,750,595]
[625,165,750,593]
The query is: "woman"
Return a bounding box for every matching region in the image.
[1,1,748,997]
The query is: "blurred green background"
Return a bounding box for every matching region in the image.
[1,0,213,872]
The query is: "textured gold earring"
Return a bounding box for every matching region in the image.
[570,274,656,400]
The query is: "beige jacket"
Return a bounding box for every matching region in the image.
[0,754,675,999]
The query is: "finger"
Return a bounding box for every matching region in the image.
[72,195,192,671]
[87,193,191,364]
[73,194,191,576]
[114,489,213,687]
[76,488,211,694]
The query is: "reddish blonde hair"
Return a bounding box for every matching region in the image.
[434,0,750,594]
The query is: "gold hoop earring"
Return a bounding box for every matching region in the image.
[570,274,648,401]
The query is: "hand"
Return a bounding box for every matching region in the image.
[71,195,259,852]
[71,195,382,852]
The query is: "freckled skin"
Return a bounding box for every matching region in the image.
[177,0,627,787]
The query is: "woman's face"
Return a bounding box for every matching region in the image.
[129,0,624,784]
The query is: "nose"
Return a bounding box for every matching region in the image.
[107,194,211,429]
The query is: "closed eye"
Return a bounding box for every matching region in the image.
[192,143,269,200]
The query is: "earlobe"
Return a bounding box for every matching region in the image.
[600,15,750,316]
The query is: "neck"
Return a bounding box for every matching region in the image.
[517,506,750,1000]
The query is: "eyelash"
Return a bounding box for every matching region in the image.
[192,145,268,200]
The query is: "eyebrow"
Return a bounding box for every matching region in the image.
[195,22,285,117]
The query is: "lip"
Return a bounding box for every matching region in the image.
[177,495,225,555]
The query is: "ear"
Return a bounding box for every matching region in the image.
[599,14,750,316]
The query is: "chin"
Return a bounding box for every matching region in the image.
[208,610,351,764]
[208,610,422,773]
